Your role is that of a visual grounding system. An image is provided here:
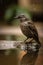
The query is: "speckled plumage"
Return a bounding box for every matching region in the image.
[15,14,41,47]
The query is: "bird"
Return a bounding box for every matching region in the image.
[14,14,41,65]
[14,14,41,48]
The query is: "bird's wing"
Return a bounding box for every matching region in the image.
[28,22,38,38]
[28,22,41,48]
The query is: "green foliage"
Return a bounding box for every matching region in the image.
[16,6,32,19]
[4,5,32,25]
[4,5,17,20]
[4,5,32,21]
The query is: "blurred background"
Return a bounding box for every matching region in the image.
[0,0,43,65]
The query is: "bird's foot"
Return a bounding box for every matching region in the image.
[25,38,33,43]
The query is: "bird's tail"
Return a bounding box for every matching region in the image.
[34,36,41,49]
[35,37,41,49]
[37,40,41,48]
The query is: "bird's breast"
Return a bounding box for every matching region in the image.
[20,22,32,37]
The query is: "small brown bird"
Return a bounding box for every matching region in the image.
[14,14,41,48]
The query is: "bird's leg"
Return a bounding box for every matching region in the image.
[24,38,27,42]
[24,38,28,42]
[25,38,33,43]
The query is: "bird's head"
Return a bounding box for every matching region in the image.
[14,14,31,22]
[14,14,25,19]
